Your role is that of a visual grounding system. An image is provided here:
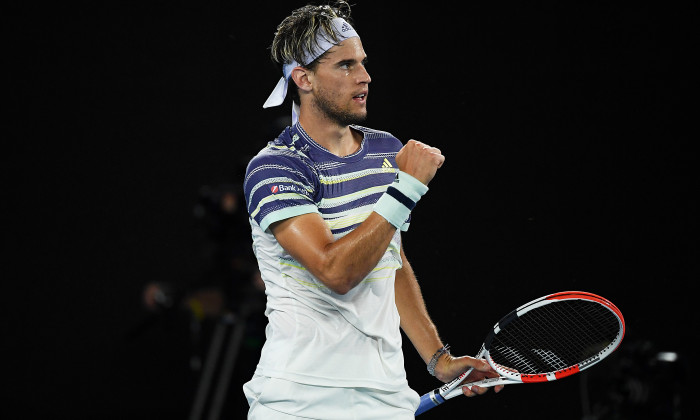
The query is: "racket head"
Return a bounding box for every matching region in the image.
[482,291,625,384]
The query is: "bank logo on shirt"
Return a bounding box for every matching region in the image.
[271,184,299,194]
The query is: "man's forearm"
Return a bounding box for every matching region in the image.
[395,246,444,364]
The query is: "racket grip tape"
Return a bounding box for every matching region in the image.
[415,390,446,416]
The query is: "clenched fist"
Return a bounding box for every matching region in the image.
[395,140,445,186]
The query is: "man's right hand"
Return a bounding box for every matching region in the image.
[395,139,445,185]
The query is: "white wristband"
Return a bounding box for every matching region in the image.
[373,171,429,229]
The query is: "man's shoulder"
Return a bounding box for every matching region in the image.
[352,125,396,140]
[246,146,313,182]
[352,125,403,153]
[245,131,318,188]
[249,129,311,167]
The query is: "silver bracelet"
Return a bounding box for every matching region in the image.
[427,344,450,376]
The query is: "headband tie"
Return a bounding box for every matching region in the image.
[263,17,360,124]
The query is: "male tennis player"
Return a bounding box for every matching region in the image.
[243,2,503,418]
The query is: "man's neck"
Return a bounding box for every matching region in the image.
[298,112,361,157]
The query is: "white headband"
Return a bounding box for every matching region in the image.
[263,17,360,123]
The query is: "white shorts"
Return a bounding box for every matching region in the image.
[243,375,420,420]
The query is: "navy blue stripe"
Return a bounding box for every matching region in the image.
[386,186,416,210]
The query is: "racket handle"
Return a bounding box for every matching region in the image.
[415,366,476,415]
[415,391,445,416]
[443,376,513,399]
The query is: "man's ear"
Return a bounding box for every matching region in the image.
[291,67,312,93]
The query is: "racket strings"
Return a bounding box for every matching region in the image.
[489,300,620,375]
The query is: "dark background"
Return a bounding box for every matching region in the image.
[7,1,694,419]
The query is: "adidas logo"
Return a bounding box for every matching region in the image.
[381,158,393,168]
[341,22,351,32]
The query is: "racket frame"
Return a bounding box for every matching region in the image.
[417,291,625,413]
[483,291,625,384]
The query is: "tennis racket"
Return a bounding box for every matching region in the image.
[415,291,625,416]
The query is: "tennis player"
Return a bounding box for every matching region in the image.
[243,2,503,418]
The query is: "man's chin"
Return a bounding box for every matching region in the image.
[346,110,368,126]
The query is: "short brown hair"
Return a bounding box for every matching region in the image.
[269,1,355,102]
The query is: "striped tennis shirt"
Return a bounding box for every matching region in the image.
[243,122,413,390]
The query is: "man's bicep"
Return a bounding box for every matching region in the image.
[270,212,335,274]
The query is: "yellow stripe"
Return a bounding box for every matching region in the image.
[361,274,396,283]
[319,167,396,185]
[279,259,307,271]
[325,211,373,230]
[282,273,327,289]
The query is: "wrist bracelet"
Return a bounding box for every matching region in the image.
[427,343,450,376]
[373,171,429,229]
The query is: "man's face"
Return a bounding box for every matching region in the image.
[309,37,371,126]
